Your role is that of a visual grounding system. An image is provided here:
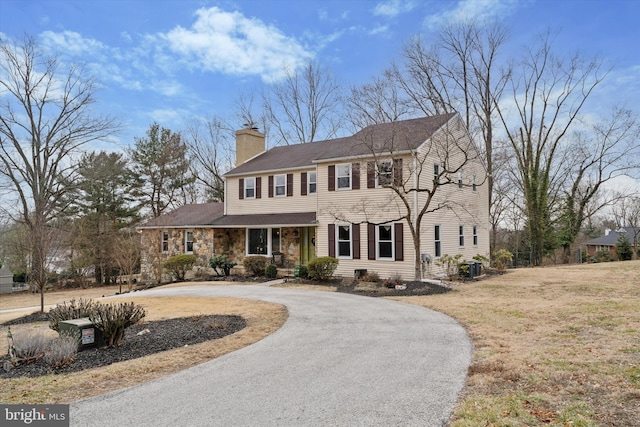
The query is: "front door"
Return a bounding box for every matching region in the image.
[301,227,316,265]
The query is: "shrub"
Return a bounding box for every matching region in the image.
[297,265,309,279]
[493,249,513,271]
[89,302,146,347]
[616,234,633,261]
[361,271,380,282]
[48,298,97,332]
[436,254,466,280]
[472,254,490,268]
[163,254,197,281]
[13,331,52,360]
[243,256,268,276]
[209,255,237,276]
[265,264,278,279]
[45,333,78,369]
[591,249,612,263]
[307,257,338,281]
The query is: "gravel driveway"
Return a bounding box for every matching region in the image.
[70,285,471,426]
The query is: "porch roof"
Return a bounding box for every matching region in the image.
[213,212,317,228]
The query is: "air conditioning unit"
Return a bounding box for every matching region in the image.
[421,253,432,263]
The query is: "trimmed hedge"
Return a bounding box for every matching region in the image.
[307,257,338,281]
[243,256,268,276]
[163,254,197,281]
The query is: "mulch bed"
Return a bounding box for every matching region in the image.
[1,315,245,379]
[289,278,454,297]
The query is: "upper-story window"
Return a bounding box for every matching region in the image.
[245,177,255,199]
[308,171,317,194]
[161,230,169,253]
[337,164,351,190]
[185,230,194,253]
[275,174,286,197]
[377,160,393,187]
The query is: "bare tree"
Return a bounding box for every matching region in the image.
[113,230,141,293]
[557,108,640,262]
[494,31,610,265]
[184,115,235,202]
[263,61,343,145]
[0,35,117,311]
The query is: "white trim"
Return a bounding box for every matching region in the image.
[184,230,194,254]
[336,223,353,259]
[376,159,393,188]
[274,174,286,197]
[308,171,317,194]
[434,224,442,258]
[244,177,256,199]
[376,223,394,260]
[336,163,352,190]
[161,230,169,253]
[459,225,465,248]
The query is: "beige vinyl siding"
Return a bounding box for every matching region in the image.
[415,124,490,270]
[316,158,416,280]
[226,169,318,215]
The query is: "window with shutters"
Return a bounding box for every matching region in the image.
[377,160,393,187]
[336,164,351,190]
[377,224,393,259]
[245,177,255,199]
[274,174,286,196]
[308,171,317,194]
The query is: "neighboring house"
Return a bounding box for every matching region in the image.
[584,227,640,259]
[138,113,490,282]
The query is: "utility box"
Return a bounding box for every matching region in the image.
[58,317,105,350]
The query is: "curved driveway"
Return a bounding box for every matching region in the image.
[70,285,471,426]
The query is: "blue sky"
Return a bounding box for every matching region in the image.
[1,0,639,157]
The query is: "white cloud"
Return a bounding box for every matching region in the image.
[162,7,314,83]
[372,0,416,17]
[425,0,522,30]
[40,30,107,57]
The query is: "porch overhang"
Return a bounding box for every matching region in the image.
[212,212,317,228]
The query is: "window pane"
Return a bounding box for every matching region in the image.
[379,242,392,258]
[248,228,268,255]
[338,225,350,240]
[309,183,316,194]
[275,175,285,196]
[337,177,350,188]
[245,178,255,198]
[186,231,193,252]
[309,172,317,194]
[435,241,441,257]
[379,225,392,241]
[434,225,440,241]
[337,164,351,189]
[271,228,280,253]
[338,242,351,257]
[378,161,392,186]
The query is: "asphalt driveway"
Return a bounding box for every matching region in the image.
[70,285,472,426]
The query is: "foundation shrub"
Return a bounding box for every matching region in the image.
[163,254,197,281]
[209,255,237,277]
[307,257,338,281]
[297,265,309,279]
[45,334,78,368]
[265,264,278,279]
[243,256,268,276]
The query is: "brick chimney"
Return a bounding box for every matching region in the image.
[235,126,265,166]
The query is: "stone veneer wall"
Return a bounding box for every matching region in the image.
[140,227,303,282]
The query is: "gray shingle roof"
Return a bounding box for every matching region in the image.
[584,227,640,246]
[138,203,224,228]
[226,113,457,176]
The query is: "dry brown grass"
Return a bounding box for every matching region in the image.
[1,293,287,404]
[391,260,640,426]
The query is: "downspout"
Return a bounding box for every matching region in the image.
[223,178,227,215]
[413,152,420,279]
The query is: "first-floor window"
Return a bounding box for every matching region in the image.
[434,225,441,257]
[473,226,478,246]
[377,224,393,259]
[185,230,194,253]
[337,224,351,257]
[162,231,169,253]
[459,225,465,247]
[247,228,281,255]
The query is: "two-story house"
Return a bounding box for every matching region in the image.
[138,113,489,282]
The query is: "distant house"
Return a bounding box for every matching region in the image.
[138,113,490,283]
[584,227,640,259]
